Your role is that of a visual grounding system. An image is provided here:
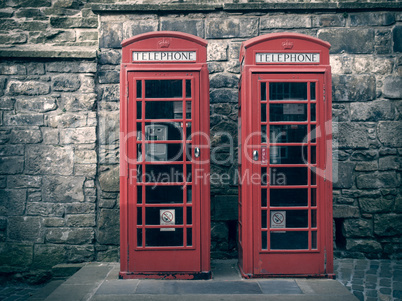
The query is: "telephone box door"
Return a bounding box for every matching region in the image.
[251,73,329,276]
[127,71,202,273]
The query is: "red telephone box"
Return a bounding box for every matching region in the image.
[119,31,210,279]
[238,33,334,278]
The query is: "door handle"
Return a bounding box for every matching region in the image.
[194,147,200,158]
[253,150,258,161]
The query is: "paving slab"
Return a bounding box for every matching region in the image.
[43,261,358,301]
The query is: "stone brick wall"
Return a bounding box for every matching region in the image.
[0,0,401,281]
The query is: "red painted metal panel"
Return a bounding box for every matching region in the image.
[120,32,210,279]
[238,33,333,278]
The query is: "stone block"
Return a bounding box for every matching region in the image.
[332,74,376,102]
[25,145,73,175]
[14,8,45,19]
[379,156,400,171]
[7,175,41,188]
[98,110,119,145]
[160,18,204,38]
[318,29,374,54]
[337,123,371,149]
[0,32,26,44]
[212,195,238,221]
[58,93,96,112]
[98,50,121,66]
[0,243,33,273]
[378,122,402,148]
[26,203,65,217]
[65,203,95,214]
[60,127,96,144]
[98,209,119,245]
[356,172,399,189]
[350,100,394,122]
[261,14,311,29]
[0,145,23,156]
[3,113,44,126]
[75,150,97,164]
[355,161,378,172]
[42,176,85,203]
[53,75,81,92]
[207,41,228,61]
[65,245,94,262]
[99,22,123,49]
[312,14,346,27]
[208,62,225,74]
[122,19,158,40]
[374,214,402,237]
[343,219,373,238]
[375,29,392,55]
[41,128,59,144]
[98,70,120,84]
[0,155,24,174]
[45,228,94,244]
[210,73,238,89]
[32,244,66,270]
[15,96,57,113]
[43,217,65,227]
[74,164,96,178]
[333,205,360,218]
[0,189,26,216]
[7,80,50,96]
[9,128,42,144]
[0,97,15,110]
[12,0,51,7]
[8,216,43,243]
[359,197,394,214]
[206,17,258,39]
[350,150,378,161]
[0,63,26,75]
[350,12,395,27]
[0,218,6,230]
[46,61,97,73]
[333,161,354,189]
[210,88,237,104]
[66,214,95,227]
[50,16,97,28]
[332,104,350,122]
[346,239,382,253]
[393,25,402,52]
[48,113,87,128]
[0,19,20,31]
[383,77,402,99]
[99,165,120,192]
[100,84,120,102]
[77,30,98,42]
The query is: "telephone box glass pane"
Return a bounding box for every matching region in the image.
[310,103,316,121]
[311,188,317,206]
[270,210,308,228]
[261,125,267,143]
[187,207,192,225]
[144,123,183,141]
[145,101,190,120]
[187,228,192,246]
[137,186,142,204]
[261,82,266,101]
[145,207,183,225]
[187,186,192,203]
[261,210,267,228]
[186,165,192,183]
[269,82,307,101]
[270,146,306,165]
[270,189,308,207]
[145,143,183,162]
[311,209,317,228]
[137,207,142,225]
[261,104,267,122]
[312,231,317,249]
[137,80,142,98]
[145,186,183,204]
[270,231,308,250]
[269,104,307,121]
[145,165,183,183]
[137,102,142,119]
[310,82,316,100]
[146,229,183,247]
[261,188,267,207]
[262,231,267,250]
[270,125,307,143]
[137,229,142,247]
[145,80,182,98]
[186,80,191,98]
[273,167,308,186]
[311,146,316,164]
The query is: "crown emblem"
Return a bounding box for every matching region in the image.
[282,40,294,49]
[158,38,170,48]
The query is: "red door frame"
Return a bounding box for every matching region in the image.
[238,33,334,278]
[119,32,210,279]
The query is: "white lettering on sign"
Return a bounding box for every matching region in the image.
[133,51,197,62]
[256,53,320,63]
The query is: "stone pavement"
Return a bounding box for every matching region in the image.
[0,258,401,300]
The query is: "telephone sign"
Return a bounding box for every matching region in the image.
[120,31,211,279]
[238,33,334,278]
